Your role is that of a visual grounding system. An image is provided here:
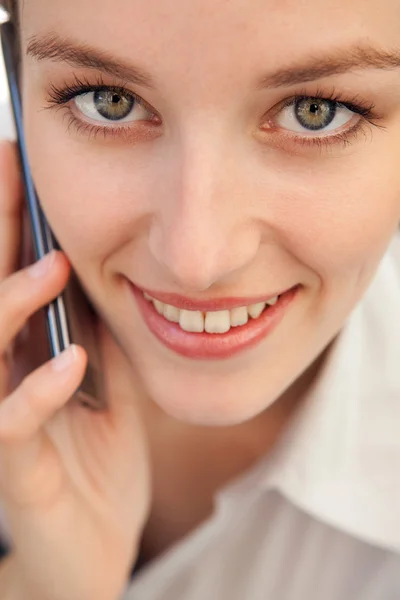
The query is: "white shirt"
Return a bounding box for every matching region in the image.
[123,231,400,600]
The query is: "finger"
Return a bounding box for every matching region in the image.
[0,251,70,355]
[0,344,87,443]
[0,345,87,506]
[0,141,23,281]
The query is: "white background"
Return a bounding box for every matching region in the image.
[0,46,17,138]
[0,46,8,101]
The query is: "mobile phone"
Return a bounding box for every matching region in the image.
[0,11,106,410]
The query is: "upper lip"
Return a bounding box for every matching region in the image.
[134,284,296,312]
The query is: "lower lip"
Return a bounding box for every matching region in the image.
[132,285,299,360]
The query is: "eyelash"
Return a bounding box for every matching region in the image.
[45,74,385,150]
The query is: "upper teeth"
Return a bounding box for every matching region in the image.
[143,293,279,334]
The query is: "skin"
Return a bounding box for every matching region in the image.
[11,0,400,560]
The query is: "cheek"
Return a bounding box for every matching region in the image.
[24,111,156,268]
[262,155,400,291]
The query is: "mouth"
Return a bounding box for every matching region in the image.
[130,284,300,360]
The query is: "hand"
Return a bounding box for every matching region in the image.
[0,141,151,600]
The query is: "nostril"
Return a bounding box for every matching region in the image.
[148,217,262,292]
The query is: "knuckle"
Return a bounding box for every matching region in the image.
[0,403,26,445]
[2,296,27,325]
[18,373,43,410]
[0,422,25,444]
[0,275,36,325]
[0,375,47,444]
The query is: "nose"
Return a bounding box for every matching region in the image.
[148,136,261,292]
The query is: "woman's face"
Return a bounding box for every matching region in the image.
[19,0,400,425]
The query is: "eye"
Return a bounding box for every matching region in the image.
[74,89,153,123]
[276,97,355,134]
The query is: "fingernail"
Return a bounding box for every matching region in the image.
[28,251,56,278]
[51,345,78,372]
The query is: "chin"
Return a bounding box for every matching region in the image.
[105,308,298,427]
[138,368,279,427]
[153,394,262,426]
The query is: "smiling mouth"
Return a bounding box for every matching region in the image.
[130,283,299,360]
[142,291,281,334]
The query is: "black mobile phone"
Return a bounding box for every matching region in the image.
[0,10,106,410]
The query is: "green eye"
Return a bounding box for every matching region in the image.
[275,96,356,136]
[93,90,135,121]
[74,88,153,124]
[294,98,336,131]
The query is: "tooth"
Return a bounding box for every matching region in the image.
[247,302,266,319]
[143,292,152,301]
[230,306,248,327]
[153,300,164,315]
[179,310,204,333]
[205,310,231,334]
[267,296,278,306]
[163,304,180,323]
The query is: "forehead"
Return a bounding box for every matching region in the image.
[20,0,400,100]
[22,0,400,45]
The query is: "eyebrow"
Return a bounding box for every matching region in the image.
[258,44,400,88]
[26,33,400,90]
[26,33,157,89]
